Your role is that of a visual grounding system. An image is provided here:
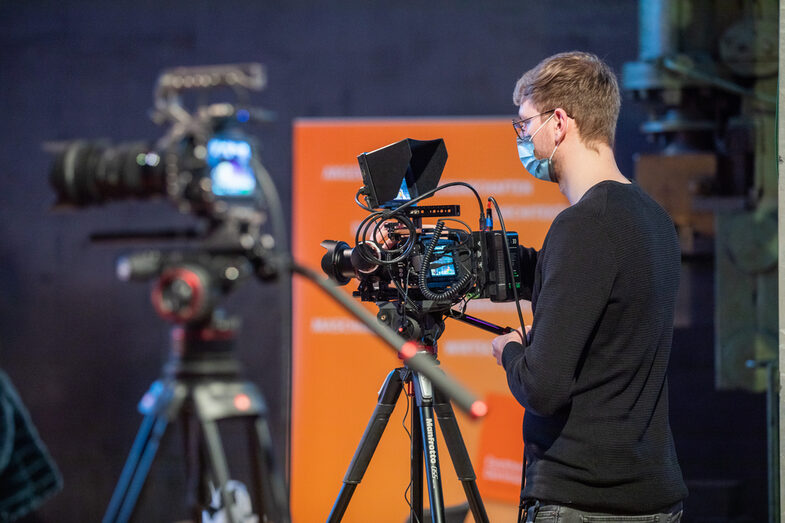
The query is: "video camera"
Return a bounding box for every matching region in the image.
[321,138,522,313]
[48,63,272,237]
[47,63,285,326]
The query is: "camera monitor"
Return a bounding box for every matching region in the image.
[207,136,257,197]
[426,241,458,290]
[357,138,447,209]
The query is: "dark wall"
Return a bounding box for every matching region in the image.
[0,1,765,521]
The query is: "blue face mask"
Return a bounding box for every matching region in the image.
[517,113,558,182]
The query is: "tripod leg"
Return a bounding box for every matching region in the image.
[328,369,404,523]
[410,391,423,523]
[103,414,155,523]
[433,391,489,523]
[200,419,238,523]
[248,419,278,521]
[413,373,445,523]
[248,416,291,523]
[183,413,207,523]
[246,421,267,517]
[103,414,169,523]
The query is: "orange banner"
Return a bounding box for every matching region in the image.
[291,118,566,522]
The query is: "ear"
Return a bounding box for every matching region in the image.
[552,108,570,142]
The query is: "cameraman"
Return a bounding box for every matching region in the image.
[490,52,687,522]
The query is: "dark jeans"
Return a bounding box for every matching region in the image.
[526,503,683,522]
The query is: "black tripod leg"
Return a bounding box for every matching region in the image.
[103,414,169,523]
[200,419,238,523]
[246,420,267,518]
[410,391,423,523]
[433,392,489,523]
[413,373,445,523]
[248,416,291,523]
[182,413,204,523]
[328,370,404,523]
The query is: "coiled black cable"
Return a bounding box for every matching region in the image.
[354,210,418,266]
[417,220,472,302]
[352,181,486,269]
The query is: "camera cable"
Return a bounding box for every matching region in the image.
[417,220,473,303]
[400,385,422,523]
[355,211,418,266]
[354,187,374,212]
[249,156,294,486]
[487,196,527,347]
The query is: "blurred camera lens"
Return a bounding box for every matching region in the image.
[49,140,166,206]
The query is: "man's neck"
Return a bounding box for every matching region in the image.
[557,142,628,205]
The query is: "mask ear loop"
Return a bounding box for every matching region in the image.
[529,112,555,141]
[546,111,566,161]
[548,142,559,161]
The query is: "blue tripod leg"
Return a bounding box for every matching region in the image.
[103,414,170,523]
[103,414,156,523]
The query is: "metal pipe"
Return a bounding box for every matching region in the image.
[638,0,679,60]
[776,3,785,521]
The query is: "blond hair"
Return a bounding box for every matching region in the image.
[513,51,620,150]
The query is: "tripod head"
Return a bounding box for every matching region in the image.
[115,247,269,379]
[376,301,446,356]
[117,248,253,326]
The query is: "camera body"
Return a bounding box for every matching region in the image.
[321,137,522,310]
[471,229,521,302]
[47,63,285,290]
[48,64,269,228]
[323,221,521,307]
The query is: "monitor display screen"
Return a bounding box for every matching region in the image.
[430,246,456,277]
[207,137,257,197]
[394,179,412,202]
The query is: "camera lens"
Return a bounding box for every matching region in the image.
[320,240,354,285]
[49,140,166,206]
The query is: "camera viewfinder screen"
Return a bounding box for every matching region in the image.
[207,137,257,197]
[430,247,456,277]
[394,179,411,202]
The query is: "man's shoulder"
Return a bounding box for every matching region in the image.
[567,180,668,224]
[546,181,647,242]
[546,201,607,246]
[550,185,610,228]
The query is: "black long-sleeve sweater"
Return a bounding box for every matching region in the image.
[502,180,688,513]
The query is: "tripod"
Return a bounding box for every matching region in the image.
[328,307,489,523]
[103,319,289,523]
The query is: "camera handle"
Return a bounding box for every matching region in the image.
[447,309,514,335]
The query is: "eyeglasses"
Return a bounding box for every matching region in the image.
[512,110,555,139]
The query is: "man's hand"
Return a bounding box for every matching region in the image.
[491,327,530,366]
